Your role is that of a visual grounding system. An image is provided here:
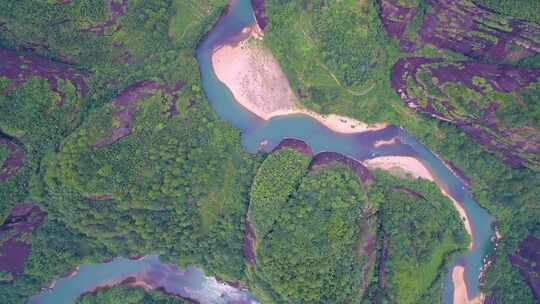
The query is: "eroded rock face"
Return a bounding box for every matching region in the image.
[310,151,372,183]
[379,0,540,62]
[0,203,46,277]
[272,138,313,157]
[86,0,128,36]
[93,80,182,148]
[0,134,24,182]
[0,49,88,106]
[0,49,88,107]
[250,0,268,30]
[391,57,540,169]
[378,0,418,52]
[242,214,256,265]
[419,0,540,62]
[509,235,540,303]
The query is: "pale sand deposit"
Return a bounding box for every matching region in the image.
[365,155,477,304]
[373,137,398,148]
[211,23,386,134]
[213,21,477,304]
[364,156,432,180]
[452,266,484,304]
[128,279,155,292]
[364,156,473,246]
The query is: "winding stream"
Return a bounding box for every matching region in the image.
[27,1,494,303]
[27,256,257,304]
[197,0,494,303]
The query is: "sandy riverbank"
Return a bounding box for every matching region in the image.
[364,155,477,304]
[212,20,478,304]
[363,156,473,246]
[211,23,386,134]
[452,266,484,304]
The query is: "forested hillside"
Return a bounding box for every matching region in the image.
[0,0,538,303]
[0,0,251,302]
[244,148,467,303]
[263,0,540,302]
[75,285,189,304]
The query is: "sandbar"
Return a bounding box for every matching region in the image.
[212,21,477,304]
[365,155,477,304]
[211,23,386,134]
[364,156,432,180]
[452,266,484,304]
[364,156,473,246]
[373,137,399,148]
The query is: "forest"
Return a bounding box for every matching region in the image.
[475,0,540,23]
[244,148,467,303]
[75,285,189,304]
[263,0,540,302]
[0,0,538,303]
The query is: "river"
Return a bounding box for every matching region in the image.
[196,0,494,303]
[28,0,494,303]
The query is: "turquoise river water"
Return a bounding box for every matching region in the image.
[27,0,494,303]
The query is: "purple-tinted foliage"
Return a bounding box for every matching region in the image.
[391,57,540,169]
[0,203,46,277]
[378,0,417,52]
[310,151,371,183]
[0,49,88,107]
[0,135,24,182]
[242,214,256,265]
[429,62,540,94]
[87,194,114,203]
[483,293,497,304]
[167,80,183,117]
[272,138,313,157]
[250,0,267,30]
[418,0,540,62]
[361,233,377,295]
[86,0,128,36]
[0,240,30,276]
[509,235,540,303]
[93,80,182,148]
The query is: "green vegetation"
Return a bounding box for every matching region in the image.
[0,145,8,167]
[44,83,259,280]
[264,0,400,116]
[0,76,82,145]
[0,75,84,221]
[0,1,254,303]
[475,0,540,23]
[402,62,540,168]
[403,0,430,43]
[260,0,540,301]
[367,171,468,303]
[0,271,13,282]
[0,0,538,303]
[169,0,227,50]
[75,285,189,304]
[249,148,310,238]
[0,218,109,303]
[0,0,225,110]
[252,163,371,303]
[247,154,467,303]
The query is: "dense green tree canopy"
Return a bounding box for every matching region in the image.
[75,285,189,304]
[253,163,371,303]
